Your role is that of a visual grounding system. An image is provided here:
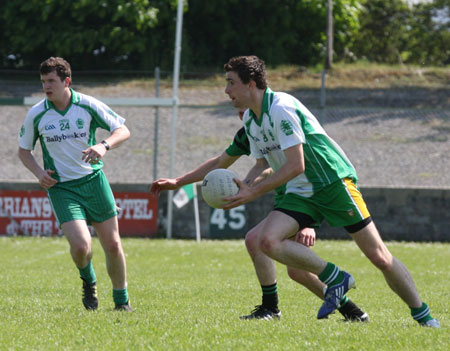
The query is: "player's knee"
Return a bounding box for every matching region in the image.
[104,239,123,257]
[286,266,299,281]
[287,267,307,283]
[244,229,259,252]
[71,243,90,259]
[258,234,280,256]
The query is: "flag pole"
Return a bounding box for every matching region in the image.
[193,183,201,242]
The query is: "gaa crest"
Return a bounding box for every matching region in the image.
[280,120,294,136]
[76,118,84,129]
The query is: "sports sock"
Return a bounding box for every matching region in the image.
[411,302,433,324]
[318,262,345,287]
[113,287,129,306]
[339,295,349,308]
[78,261,96,285]
[261,283,279,312]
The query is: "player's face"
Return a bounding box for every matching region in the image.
[225,71,251,109]
[40,71,70,103]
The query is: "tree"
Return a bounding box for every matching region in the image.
[182,0,361,68]
[351,0,411,64]
[0,0,167,70]
[406,0,450,65]
[7,0,446,70]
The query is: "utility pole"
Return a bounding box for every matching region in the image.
[326,0,333,69]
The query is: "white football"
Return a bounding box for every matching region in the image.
[201,169,239,208]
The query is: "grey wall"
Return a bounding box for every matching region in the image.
[157,185,450,242]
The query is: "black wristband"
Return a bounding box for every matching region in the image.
[101,140,110,150]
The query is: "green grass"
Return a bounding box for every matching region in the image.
[0,238,448,351]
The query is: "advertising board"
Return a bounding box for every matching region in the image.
[0,190,158,237]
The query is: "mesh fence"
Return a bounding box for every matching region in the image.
[2,103,449,189]
[1,71,449,189]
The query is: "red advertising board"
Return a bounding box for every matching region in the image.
[0,190,158,237]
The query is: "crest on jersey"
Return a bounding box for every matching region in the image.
[76,118,84,129]
[108,109,119,119]
[280,120,294,136]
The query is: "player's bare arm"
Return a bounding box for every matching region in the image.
[18,147,57,189]
[149,151,240,196]
[246,158,272,186]
[82,125,130,164]
[223,144,305,209]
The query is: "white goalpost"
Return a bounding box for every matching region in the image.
[166,0,185,239]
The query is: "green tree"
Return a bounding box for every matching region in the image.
[182,0,361,68]
[351,0,411,64]
[406,0,449,65]
[0,0,170,70]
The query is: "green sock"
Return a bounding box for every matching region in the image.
[339,295,349,308]
[411,302,433,324]
[318,262,345,287]
[78,261,96,285]
[113,287,129,306]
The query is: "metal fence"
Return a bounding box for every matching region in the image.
[1,70,449,190]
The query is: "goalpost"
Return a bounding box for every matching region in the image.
[166,0,185,239]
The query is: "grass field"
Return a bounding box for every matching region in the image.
[0,237,448,351]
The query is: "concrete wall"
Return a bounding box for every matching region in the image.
[2,182,449,242]
[157,185,450,242]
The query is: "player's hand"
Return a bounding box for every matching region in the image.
[82,143,106,164]
[295,227,316,247]
[222,178,256,210]
[38,169,57,190]
[149,178,179,196]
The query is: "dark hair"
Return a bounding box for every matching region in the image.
[39,57,72,82]
[224,55,267,89]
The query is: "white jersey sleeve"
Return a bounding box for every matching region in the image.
[19,100,46,150]
[74,92,125,132]
[270,95,305,151]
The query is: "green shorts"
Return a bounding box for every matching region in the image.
[275,178,371,229]
[47,170,117,226]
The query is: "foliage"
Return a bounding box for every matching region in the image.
[0,0,171,70]
[350,0,449,65]
[406,0,450,65]
[183,0,361,68]
[0,238,449,350]
[0,0,361,70]
[350,0,411,64]
[0,0,448,70]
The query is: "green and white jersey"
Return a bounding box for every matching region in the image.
[225,127,251,157]
[225,126,286,198]
[19,88,125,182]
[243,88,357,198]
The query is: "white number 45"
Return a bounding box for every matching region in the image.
[210,205,246,230]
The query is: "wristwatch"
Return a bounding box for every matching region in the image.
[101,140,110,151]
